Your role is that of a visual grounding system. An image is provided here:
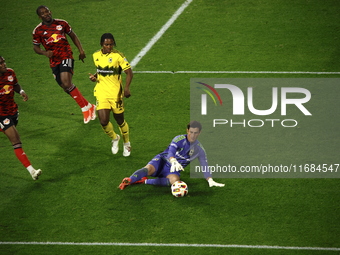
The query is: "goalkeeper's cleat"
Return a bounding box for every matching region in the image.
[111,135,120,154]
[89,104,96,121]
[123,142,131,157]
[119,177,131,190]
[134,176,148,184]
[31,169,42,180]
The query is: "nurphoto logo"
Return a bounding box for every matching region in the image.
[194,79,312,128]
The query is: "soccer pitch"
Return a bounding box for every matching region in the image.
[1,0,339,254]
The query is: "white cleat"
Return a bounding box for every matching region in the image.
[31,169,42,180]
[123,142,131,157]
[111,135,120,154]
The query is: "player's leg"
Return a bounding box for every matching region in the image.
[112,98,130,156]
[114,112,128,141]
[145,164,180,186]
[145,174,179,186]
[97,99,120,154]
[3,125,41,180]
[130,164,155,183]
[55,60,95,123]
[98,108,118,139]
[114,112,130,156]
[118,162,157,190]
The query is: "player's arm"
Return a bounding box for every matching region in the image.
[33,44,53,58]
[123,68,133,98]
[68,30,86,62]
[13,83,28,101]
[168,137,185,172]
[198,146,225,187]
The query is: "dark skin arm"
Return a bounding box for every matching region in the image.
[13,83,28,101]
[123,68,133,98]
[68,30,86,62]
[33,44,53,58]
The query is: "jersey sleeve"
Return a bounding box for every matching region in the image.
[63,20,72,34]
[167,140,179,159]
[119,56,131,71]
[32,25,42,45]
[198,143,212,179]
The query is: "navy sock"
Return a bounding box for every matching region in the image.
[145,178,170,186]
[130,168,148,184]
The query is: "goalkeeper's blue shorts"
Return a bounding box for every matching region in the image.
[148,154,180,178]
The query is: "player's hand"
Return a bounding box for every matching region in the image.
[170,158,184,172]
[124,88,131,98]
[20,90,28,101]
[88,73,97,82]
[79,52,86,63]
[208,178,225,187]
[45,50,53,58]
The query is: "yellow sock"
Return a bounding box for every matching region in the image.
[119,121,129,143]
[102,122,117,140]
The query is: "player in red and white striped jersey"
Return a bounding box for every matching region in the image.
[0,56,42,180]
[33,5,95,124]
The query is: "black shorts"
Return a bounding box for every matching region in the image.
[52,59,74,86]
[0,112,19,132]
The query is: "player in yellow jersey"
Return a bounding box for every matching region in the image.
[89,33,133,156]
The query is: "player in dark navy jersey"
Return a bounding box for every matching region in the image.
[33,5,95,124]
[0,56,42,180]
[119,121,224,190]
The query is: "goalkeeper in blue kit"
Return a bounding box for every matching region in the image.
[118,121,224,190]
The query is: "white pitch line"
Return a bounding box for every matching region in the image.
[130,0,193,68]
[133,71,340,74]
[0,242,339,251]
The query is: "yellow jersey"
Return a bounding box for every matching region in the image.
[92,49,131,99]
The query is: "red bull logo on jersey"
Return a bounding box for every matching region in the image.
[0,85,13,95]
[45,34,66,44]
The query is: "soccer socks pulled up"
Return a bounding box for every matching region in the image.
[145,178,170,187]
[119,121,129,143]
[14,147,31,168]
[68,85,89,108]
[130,168,148,184]
[102,122,117,140]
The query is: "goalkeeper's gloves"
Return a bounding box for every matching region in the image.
[208,178,225,187]
[170,158,184,172]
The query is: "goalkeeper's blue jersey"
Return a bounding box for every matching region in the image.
[159,134,210,178]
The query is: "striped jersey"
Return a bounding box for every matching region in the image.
[33,19,73,67]
[0,68,18,116]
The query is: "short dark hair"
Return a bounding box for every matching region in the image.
[187,121,202,131]
[100,33,116,46]
[36,5,49,16]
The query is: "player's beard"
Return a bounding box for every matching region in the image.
[42,15,53,25]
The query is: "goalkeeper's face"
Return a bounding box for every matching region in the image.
[187,127,201,143]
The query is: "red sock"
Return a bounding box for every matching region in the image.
[14,148,31,168]
[69,86,89,108]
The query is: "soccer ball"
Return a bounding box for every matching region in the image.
[171,181,188,197]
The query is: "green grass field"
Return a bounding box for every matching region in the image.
[1,0,339,254]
